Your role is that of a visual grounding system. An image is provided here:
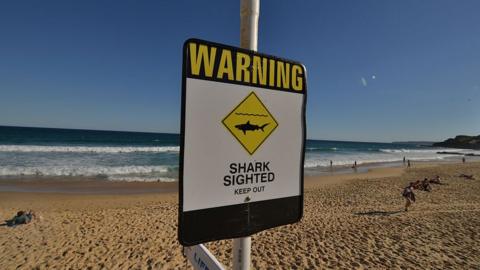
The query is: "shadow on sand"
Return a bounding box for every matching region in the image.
[354,210,403,216]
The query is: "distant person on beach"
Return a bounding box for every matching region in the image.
[412,180,421,190]
[429,175,443,185]
[352,161,357,169]
[421,178,432,192]
[462,157,466,163]
[407,160,411,168]
[4,210,35,227]
[402,183,416,211]
[403,156,406,165]
[459,174,475,180]
[330,160,333,168]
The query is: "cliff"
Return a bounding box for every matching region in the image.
[433,135,480,150]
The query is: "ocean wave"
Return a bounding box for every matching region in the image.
[108,176,177,182]
[380,148,480,154]
[0,165,176,178]
[380,148,439,153]
[304,155,450,168]
[0,145,179,153]
[305,158,396,168]
[306,147,338,151]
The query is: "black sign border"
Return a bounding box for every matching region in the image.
[179,38,307,246]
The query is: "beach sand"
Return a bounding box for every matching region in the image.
[1,162,479,269]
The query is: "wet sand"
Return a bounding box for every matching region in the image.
[0,177,177,194]
[1,162,479,269]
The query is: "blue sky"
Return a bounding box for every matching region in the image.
[1,0,479,142]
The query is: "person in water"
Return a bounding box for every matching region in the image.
[402,183,416,212]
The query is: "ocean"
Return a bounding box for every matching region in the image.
[1,126,478,182]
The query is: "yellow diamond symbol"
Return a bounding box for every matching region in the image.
[222,92,278,155]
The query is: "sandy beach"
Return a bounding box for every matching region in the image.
[1,162,479,269]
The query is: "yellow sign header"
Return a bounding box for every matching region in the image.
[184,39,306,93]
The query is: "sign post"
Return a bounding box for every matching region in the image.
[179,0,307,269]
[233,0,260,269]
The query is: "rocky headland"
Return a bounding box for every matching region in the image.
[433,135,480,150]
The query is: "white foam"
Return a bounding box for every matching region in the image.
[108,176,177,182]
[303,155,447,168]
[380,148,480,154]
[302,147,471,168]
[0,165,173,177]
[0,145,179,153]
[305,147,337,151]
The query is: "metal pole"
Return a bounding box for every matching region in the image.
[233,236,251,270]
[240,0,259,50]
[234,1,259,270]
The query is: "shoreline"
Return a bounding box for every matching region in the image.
[1,148,478,185]
[1,160,477,195]
[306,155,478,175]
[0,178,178,194]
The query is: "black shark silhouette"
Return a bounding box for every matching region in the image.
[235,121,269,135]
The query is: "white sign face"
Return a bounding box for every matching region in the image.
[183,79,303,211]
[179,39,306,246]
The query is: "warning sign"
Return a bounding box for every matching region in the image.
[222,92,278,155]
[179,39,306,246]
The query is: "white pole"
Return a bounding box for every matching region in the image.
[234,1,259,270]
[233,236,251,270]
[240,0,259,50]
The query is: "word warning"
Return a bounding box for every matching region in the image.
[179,39,306,246]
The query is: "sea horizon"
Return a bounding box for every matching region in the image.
[1,125,479,182]
[0,124,443,144]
